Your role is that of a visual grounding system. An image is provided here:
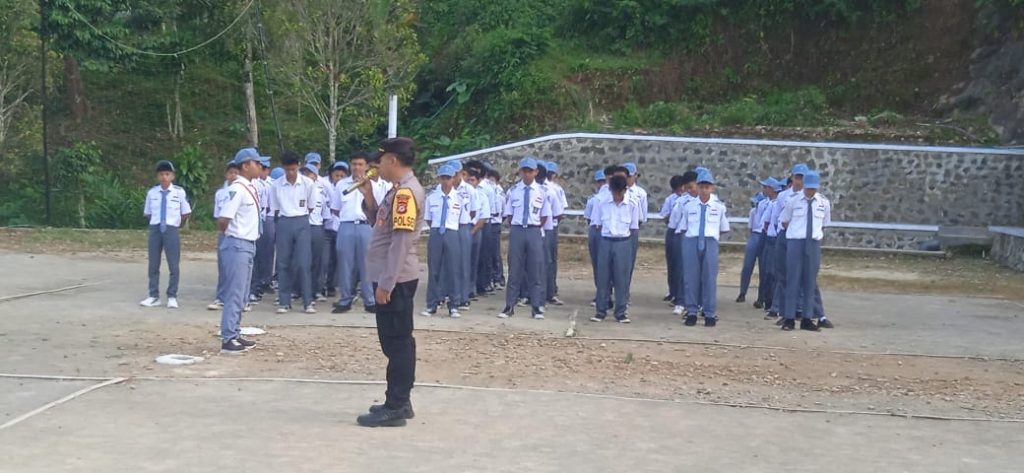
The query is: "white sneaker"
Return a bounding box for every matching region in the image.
[516,298,528,307]
[672,305,685,316]
[532,313,545,320]
[167,298,179,309]
[304,305,317,314]
[420,308,436,317]
[207,301,223,311]
[140,297,160,307]
[243,304,252,312]
[537,306,546,314]
[276,307,289,314]
[449,309,461,319]
[496,312,510,319]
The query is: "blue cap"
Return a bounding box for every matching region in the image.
[233,148,260,165]
[332,161,350,171]
[450,160,463,171]
[305,152,322,165]
[751,192,766,204]
[519,157,538,170]
[547,161,560,174]
[301,163,318,175]
[259,156,271,168]
[438,164,456,177]
[695,166,709,175]
[792,163,810,176]
[623,162,637,175]
[270,167,284,180]
[760,177,778,188]
[697,169,715,185]
[594,170,606,181]
[804,171,821,189]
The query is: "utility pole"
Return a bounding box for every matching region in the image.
[251,0,284,156]
[40,0,51,224]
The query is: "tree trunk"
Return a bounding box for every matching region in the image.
[174,72,183,138]
[243,42,258,148]
[78,191,85,228]
[63,55,87,123]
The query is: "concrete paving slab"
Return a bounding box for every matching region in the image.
[0,379,1020,472]
[0,378,95,425]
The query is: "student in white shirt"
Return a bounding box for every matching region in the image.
[780,170,832,331]
[270,151,317,314]
[540,161,567,306]
[422,163,464,318]
[584,169,607,300]
[484,167,506,289]
[737,188,769,305]
[498,157,552,319]
[679,169,730,327]
[591,174,642,323]
[448,160,476,310]
[209,160,239,311]
[249,156,274,303]
[217,148,263,354]
[140,160,192,309]
[331,152,376,313]
[465,160,498,295]
[300,164,331,304]
[760,178,784,317]
[661,175,686,304]
[622,162,648,288]
[465,167,491,299]
[669,171,699,314]
[324,161,349,298]
[769,164,808,321]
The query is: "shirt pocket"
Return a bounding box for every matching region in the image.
[617,210,632,225]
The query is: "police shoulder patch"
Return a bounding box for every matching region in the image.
[392,187,417,232]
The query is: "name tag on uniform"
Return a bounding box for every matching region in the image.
[299,199,306,207]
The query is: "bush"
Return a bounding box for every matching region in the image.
[710,87,830,127]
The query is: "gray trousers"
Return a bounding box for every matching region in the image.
[470,227,483,294]
[596,236,633,319]
[761,236,777,308]
[489,223,504,285]
[215,233,226,302]
[309,225,328,295]
[275,216,312,308]
[458,224,472,304]
[505,226,545,312]
[325,229,338,291]
[251,215,274,292]
[147,225,181,298]
[665,228,680,299]
[739,232,765,299]
[545,226,559,299]
[784,239,821,320]
[683,237,719,318]
[771,229,788,314]
[477,223,495,292]
[587,226,601,291]
[673,233,687,306]
[219,236,256,342]
[426,228,461,310]
[336,222,374,307]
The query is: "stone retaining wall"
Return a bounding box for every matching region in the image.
[992,228,1024,272]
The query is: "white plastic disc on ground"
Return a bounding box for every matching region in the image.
[240,327,266,336]
[155,354,204,366]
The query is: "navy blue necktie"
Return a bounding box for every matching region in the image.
[159,190,168,233]
[439,195,449,234]
[521,185,530,227]
[698,203,707,251]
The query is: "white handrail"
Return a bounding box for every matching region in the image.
[559,209,939,232]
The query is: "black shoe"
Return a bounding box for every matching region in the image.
[818,318,835,329]
[292,293,300,300]
[795,311,804,320]
[698,311,705,319]
[753,301,764,309]
[458,302,471,310]
[497,307,514,318]
[364,305,377,314]
[781,319,795,331]
[236,337,256,348]
[221,339,250,354]
[801,319,820,332]
[356,407,407,427]
[468,293,479,301]
[662,295,673,302]
[684,315,698,326]
[369,403,415,419]
[332,303,352,314]
[326,288,337,297]
[775,317,785,326]
[765,311,779,320]
[704,317,717,327]
[735,295,745,303]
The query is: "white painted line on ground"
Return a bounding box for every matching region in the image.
[0,282,105,304]
[0,377,126,431]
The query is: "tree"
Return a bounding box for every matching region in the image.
[0,0,37,158]
[277,0,424,161]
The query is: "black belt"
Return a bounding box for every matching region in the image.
[342,220,368,225]
[603,236,631,241]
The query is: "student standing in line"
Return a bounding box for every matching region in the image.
[217,148,263,354]
[753,177,781,311]
[584,169,607,300]
[209,160,239,311]
[498,157,551,320]
[421,163,464,318]
[447,160,476,309]
[262,166,284,294]
[331,153,376,313]
[543,161,568,305]
[300,164,330,304]
[780,170,831,331]
[661,175,686,304]
[591,174,642,323]
[622,162,648,281]
[768,164,808,320]
[465,167,491,299]
[679,169,729,327]
[736,189,768,304]
[140,160,192,309]
[669,171,699,315]
[465,160,498,295]
[271,151,317,314]
[485,167,506,289]
[249,156,273,303]
[324,161,349,298]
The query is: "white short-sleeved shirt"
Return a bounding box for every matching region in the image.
[669,193,696,232]
[541,182,565,231]
[489,182,505,224]
[307,177,326,226]
[597,197,641,238]
[471,186,490,225]
[678,197,730,240]
[630,184,649,223]
[271,175,316,217]
[144,184,192,227]
[751,198,771,233]
[426,188,463,231]
[331,177,370,223]
[254,178,271,219]
[782,193,832,241]
[220,176,261,241]
[503,180,551,227]
[371,178,393,206]
[213,184,231,219]
[584,193,601,227]
[453,181,476,225]
[660,193,680,220]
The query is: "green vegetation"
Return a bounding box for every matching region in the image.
[0,0,1013,228]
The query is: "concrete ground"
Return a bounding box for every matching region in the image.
[1,249,1023,472]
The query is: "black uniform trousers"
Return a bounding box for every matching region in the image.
[374,279,418,409]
